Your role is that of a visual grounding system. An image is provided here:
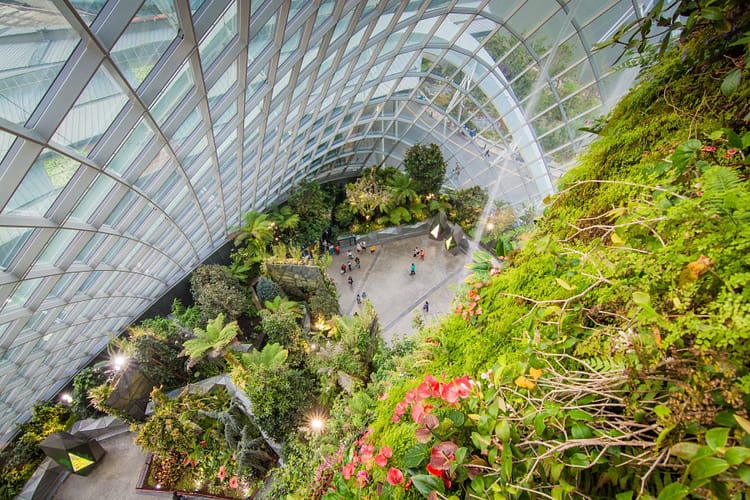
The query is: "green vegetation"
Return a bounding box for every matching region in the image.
[403,143,447,196]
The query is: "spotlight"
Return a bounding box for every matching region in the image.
[60,393,73,404]
[112,354,127,371]
[305,411,327,433]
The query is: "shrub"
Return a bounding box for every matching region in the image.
[308,286,340,321]
[254,276,282,304]
[71,367,106,420]
[403,143,447,195]
[190,264,247,322]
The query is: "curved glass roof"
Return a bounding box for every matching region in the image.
[0,0,650,443]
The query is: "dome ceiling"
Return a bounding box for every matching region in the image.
[0,0,649,444]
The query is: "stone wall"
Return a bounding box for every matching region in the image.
[264,262,325,297]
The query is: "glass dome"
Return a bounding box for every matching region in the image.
[0,0,652,444]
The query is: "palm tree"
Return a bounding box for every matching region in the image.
[268,205,300,234]
[239,343,288,371]
[180,313,240,368]
[387,171,418,206]
[233,210,275,254]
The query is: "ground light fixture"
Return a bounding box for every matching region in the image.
[305,411,328,434]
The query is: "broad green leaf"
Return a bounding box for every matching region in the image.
[742,132,750,149]
[633,291,652,308]
[455,447,468,464]
[496,420,510,442]
[700,7,725,21]
[721,68,742,97]
[410,474,445,496]
[610,232,625,245]
[571,421,593,439]
[705,427,729,450]
[735,414,750,435]
[670,139,700,171]
[656,482,688,500]
[654,404,672,418]
[670,442,702,460]
[738,465,750,485]
[403,443,429,468]
[568,409,593,421]
[447,409,465,427]
[690,457,729,480]
[725,447,750,465]
[616,491,633,500]
[707,130,724,140]
[470,475,485,493]
[569,452,590,467]
[555,277,576,290]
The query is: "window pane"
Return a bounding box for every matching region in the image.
[0,227,33,271]
[70,0,107,26]
[37,229,77,266]
[4,150,79,216]
[71,174,117,222]
[150,61,194,125]
[0,1,80,125]
[106,119,156,175]
[52,65,128,156]
[199,3,237,70]
[110,0,179,89]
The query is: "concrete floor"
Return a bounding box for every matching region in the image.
[49,233,472,499]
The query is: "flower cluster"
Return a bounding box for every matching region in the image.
[392,374,472,424]
[339,433,407,490]
[455,283,484,320]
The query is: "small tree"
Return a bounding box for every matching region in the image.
[180,313,240,368]
[345,167,392,220]
[190,264,247,322]
[403,143,447,195]
[71,367,107,420]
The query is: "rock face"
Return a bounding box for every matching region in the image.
[264,262,325,297]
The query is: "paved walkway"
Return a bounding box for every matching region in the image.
[50,233,472,499]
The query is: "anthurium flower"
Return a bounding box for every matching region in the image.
[342,461,355,480]
[359,443,374,463]
[411,401,433,423]
[355,469,368,487]
[380,446,392,458]
[217,465,227,481]
[229,476,239,489]
[374,453,387,467]
[387,467,404,485]
[430,441,458,470]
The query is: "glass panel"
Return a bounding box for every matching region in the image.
[0,1,80,125]
[135,147,171,195]
[207,63,237,106]
[37,229,77,266]
[3,150,79,216]
[110,0,179,89]
[6,278,44,310]
[279,28,302,68]
[103,190,136,227]
[0,227,32,271]
[189,0,206,15]
[199,3,238,70]
[170,108,201,147]
[150,61,193,125]
[70,0,107,26]
[106,119,156,175]
[0,130,14,164]
[71,174,117,221]
[52,64,128,156]
[74,233,106,263]
[213,102,236,137]
[248,12,277,63]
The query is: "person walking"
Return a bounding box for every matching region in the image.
[356,293,362,305]
[354,256,360,269]
[347,261,352,272]
[413,246,419,257]
[419,249,425,260]
[410,263,416,276]
[423,301,429,313]
[361,291,367,300]
[340,263,346,274]
[348,275,354,287]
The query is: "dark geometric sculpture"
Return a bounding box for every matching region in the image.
[39,431,105,476]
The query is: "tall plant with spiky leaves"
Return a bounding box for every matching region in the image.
[234,210,275,262]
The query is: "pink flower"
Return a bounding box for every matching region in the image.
[453,376,472,398]
[355,469,369,487]
[378,392,389,400]
[342,461,355,480]
[387,467,404,486]
[411,401,433,423]
[380,446,393,458]
[392,400,408,422]
[359,444,374,463]
[725,148,738,158]
[374,454,387,467]
[217,465,227,481]
[404,389,417,403]
[701,145,716,152]
[229,476,239,489]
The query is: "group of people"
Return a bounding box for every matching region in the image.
[413,246,425,260]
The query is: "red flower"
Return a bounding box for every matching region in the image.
[404,478,412,490]
[392,400,408,422]
[404,389,417,403]
[200,440,207,448]
[701,145,716,152]
[411,401,433,423]
[217,465,227,481]
[387,467,404,486]
[342,462,355,480]
[359,444,374,463]
[374,454,387,467]
[229,476,239,489]
[380,446,393,458]
[430,441,458,471]
[453,376,471,398]
[726,148,738,158]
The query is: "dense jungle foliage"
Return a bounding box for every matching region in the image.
[295,3,750,499]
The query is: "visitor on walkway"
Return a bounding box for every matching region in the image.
[361,291,367,299]
[410,263,416,276]
[347,250,354,259]
[347,262,352,272]
[419,249,425,260]
[348,276,354,287]
[354,256,360,268]
[356,293,362,304]
[413,246,419,257]
[340,263,346,274]
[423,301,429,313]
